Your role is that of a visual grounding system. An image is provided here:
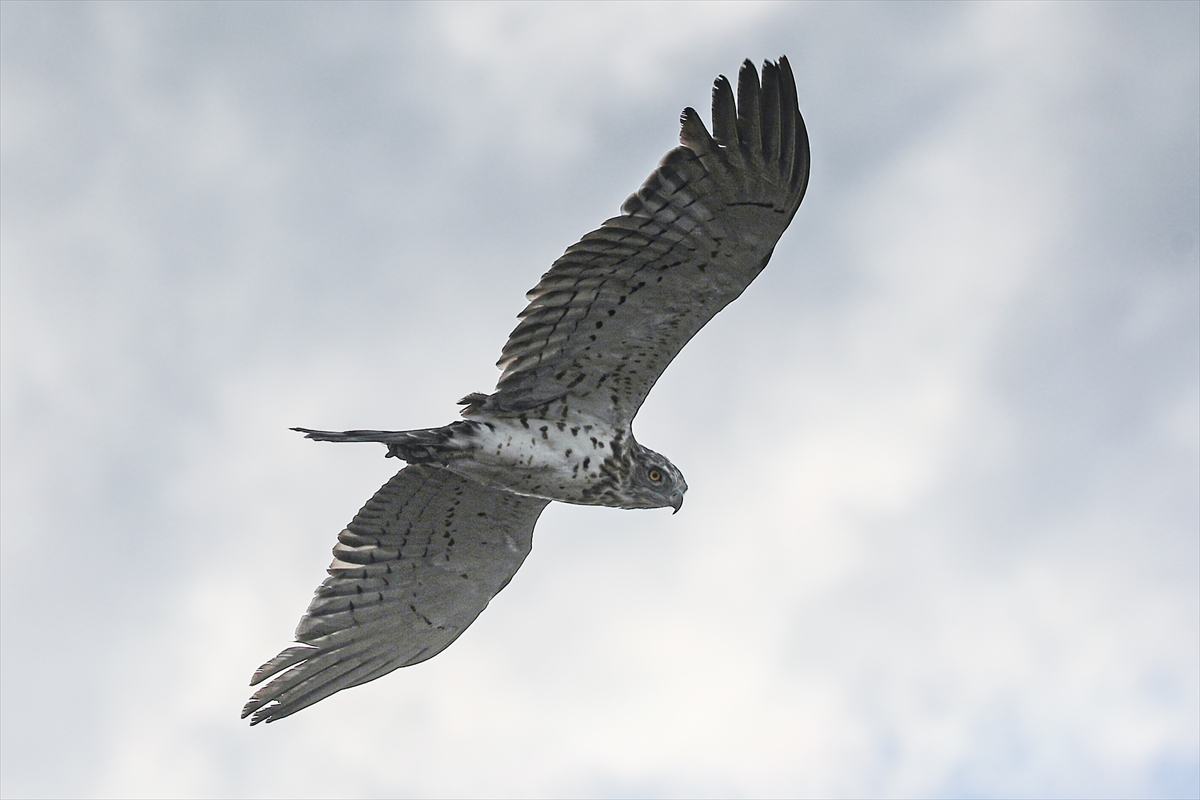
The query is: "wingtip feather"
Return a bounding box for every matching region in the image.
[248,645,317,687]
[759,60,782,161]
[679,107,715,155]
[736,59,762,154]
[710,74,738,147]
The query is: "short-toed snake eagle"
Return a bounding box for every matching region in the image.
[244,56,810,725]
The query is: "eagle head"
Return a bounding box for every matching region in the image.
[623,443,688,513]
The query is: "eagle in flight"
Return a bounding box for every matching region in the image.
[244,56,810,724]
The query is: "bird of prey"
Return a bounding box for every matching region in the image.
[243,56,810,725]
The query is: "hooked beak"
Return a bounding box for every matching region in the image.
[670,491,684,514]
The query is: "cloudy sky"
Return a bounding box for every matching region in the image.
[2,2,1197,798]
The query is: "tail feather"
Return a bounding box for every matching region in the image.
[293,427,421,443]
[292,424,473,464]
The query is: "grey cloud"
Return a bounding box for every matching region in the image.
[1,2,1196,798]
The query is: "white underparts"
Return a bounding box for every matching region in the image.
[445,414,627,504]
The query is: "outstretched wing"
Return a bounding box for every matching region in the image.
[488,57,810,425]
[243,465,549,724]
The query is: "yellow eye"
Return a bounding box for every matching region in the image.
[648,469,662,483]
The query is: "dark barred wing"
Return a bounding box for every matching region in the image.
[489,57,810,425]
[243,465,549,724]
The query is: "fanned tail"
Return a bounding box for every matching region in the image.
[292,423,476,464]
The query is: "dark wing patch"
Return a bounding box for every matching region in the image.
[242,465,548,724]
[489,57,810,424]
